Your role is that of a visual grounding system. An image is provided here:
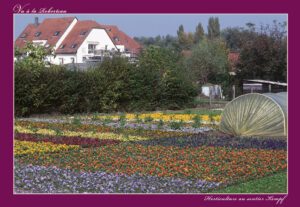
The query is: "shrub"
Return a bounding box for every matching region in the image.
[15,54,197,117]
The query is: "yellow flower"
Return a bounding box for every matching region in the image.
[14,140,79,156]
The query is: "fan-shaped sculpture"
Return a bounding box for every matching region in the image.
[220,92,287,137]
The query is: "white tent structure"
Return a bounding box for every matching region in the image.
[220,92,287,137]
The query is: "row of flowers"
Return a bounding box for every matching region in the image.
[15,133,121,147]
[14,164,220,193]
[15,125,164,142]
[17,143,287,184]
[91,113,222,123]
[15,121,192,139]
[15,125,287,150]
[14,140,79,157]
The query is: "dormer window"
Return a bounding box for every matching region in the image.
[35,32,41,37]
[53,31,60,36]
[80,31,87,36]
[59,44,65,49]
[114,37,119,42]
[71,44,77,48]
[20,33,27,38]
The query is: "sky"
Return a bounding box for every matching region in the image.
[14,14,287,39]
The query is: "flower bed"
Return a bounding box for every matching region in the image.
[15,133,121,147]
[14,140,79,157]
[17,143,286,184]
[14,163,220,193]
[95,113,222,124]
[15,125,150,142]
[15,121,193,138]
[14,116,287,193]
[133,134,287,150]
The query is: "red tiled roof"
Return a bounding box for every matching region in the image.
[55,20,103,54]
[228,52,240,71]
[15,17,142,55]
[15,17,76,49]
[228,52,239,64]
[102,25,142,54]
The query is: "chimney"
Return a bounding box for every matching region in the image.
[34,17,39,26]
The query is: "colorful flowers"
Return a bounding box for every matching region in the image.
[17,142,287,184]
[15,133,121,147]
[95,113,222,124]
[14,140,79,157]
[14,116,287,193]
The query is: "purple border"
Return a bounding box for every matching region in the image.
[1,0,299,206]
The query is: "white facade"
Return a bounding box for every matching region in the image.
[50,28,117,64]
[48,54,77,65]
[116,45,125,52]
[76,28,117,63]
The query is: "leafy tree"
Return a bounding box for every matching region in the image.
[132,46,196,110]
[177,24,185,46]
[185,38,229,85]
[194,23,205,43]
[221,27,245,51]
[237,21,287,82]
[134,35,179,51]
[186,32,194,49]
[14,42,54,69]
[208,17,220,39]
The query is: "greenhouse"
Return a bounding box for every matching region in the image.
[220,92,287,137]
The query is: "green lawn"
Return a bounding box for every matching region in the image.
[211,171,287,193]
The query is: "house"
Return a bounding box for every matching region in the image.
[243,79,287,94]
[15,17,142,64]
[228,51,239,75]
[102,25,141,58]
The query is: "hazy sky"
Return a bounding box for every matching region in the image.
[14,14,287,39]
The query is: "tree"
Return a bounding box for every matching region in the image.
[185,38,229,85]
[14,42,53,68]
[132,46,197,110]
[221,27,244,51]
[237,21,287,82]
[207,17,220,39]
[194,23,205,43]
[177,24,185,46]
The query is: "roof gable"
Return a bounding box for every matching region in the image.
[15,17,76,49]
[102,25,141,54]
[55,20,104,54]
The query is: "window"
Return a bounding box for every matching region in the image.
[80,31,87,36]
[88,44,97,54]
[114,36,119,42]
[59,44,65,49]
[20,33,27,38]
[35,32,41,37]
[71,44,77,48]
[70,57,75,63]
[105,45,108,51]
[82,57,87,62]
[45,44,50,48]
[53,31,60,36]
